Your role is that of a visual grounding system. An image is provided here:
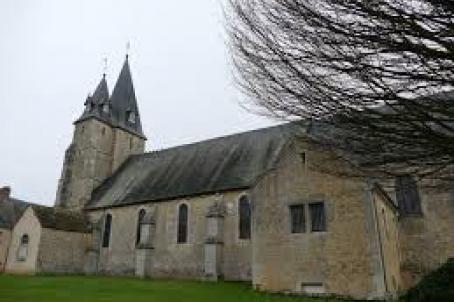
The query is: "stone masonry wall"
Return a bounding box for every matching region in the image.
[56,119,145,210]
[37,228,92,274]
[88,190,251,280]
[372,189,401,297]
[0,228,11,271]
[56,119,115,210]
[112,128,145,172]
[250,143,387,299]
[398,185,454,290]
[5,207,42,274]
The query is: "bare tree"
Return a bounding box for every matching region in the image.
[227,0,454,180]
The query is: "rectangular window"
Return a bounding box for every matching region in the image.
[395,175,422,216]
[290,204,305,233]
[309,202,326,232]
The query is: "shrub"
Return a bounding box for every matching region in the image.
[403,258,454,302]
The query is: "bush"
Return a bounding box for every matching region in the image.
[403,258,454,302]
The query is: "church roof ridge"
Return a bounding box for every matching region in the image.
[141,122,293,157]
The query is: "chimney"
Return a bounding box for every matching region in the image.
[0,186,11,202]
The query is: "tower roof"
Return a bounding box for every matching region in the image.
[109,56,145,138]
[75,75,111,124]
[92,74,109,105]
[75,57,146,139]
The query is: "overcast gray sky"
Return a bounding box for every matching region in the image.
[0,0,277,206]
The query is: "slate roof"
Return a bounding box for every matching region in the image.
[109,56,144,138]
[31,205,91,233]
[75,57,146,139]
[0,197,91,233]
[0,197,33,229]
[76,75,111,124]
[86,123,301,209]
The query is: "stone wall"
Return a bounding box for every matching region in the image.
[0,228,11,271]
[220,193,252,281]
[5,207,42,274]
[37,228,92,274]
[250,143,391,299]
[56,119,115,210]
[398,185,454,290]
[56,118,145,210]
[372,188,401,298]
[112,128,145,172]
[88,190,251,280]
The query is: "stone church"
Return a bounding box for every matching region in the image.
[1,56,453,300]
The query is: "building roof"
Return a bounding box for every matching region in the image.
[109,56,144,138]
[75,57,146,139]
[75,75,111,125]
[0,196,91,233]
[31,205,91,233]
[0,197,33,229]
[86,123,301,209]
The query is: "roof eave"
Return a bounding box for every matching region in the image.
[84,186,252,211]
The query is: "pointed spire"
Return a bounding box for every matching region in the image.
[91,74,109,105]
[76,74,110,124]
[75,56,145,140]
[110,55,144,138]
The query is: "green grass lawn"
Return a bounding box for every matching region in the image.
[0,274,360,302]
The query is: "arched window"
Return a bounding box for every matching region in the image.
[239,196,251,239]
[177,204,188,243]
[102,214,112,248]
[136,209,146,245]
[17,234,29,261]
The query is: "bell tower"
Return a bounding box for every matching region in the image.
[55,56,146,210]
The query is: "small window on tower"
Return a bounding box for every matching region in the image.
[103,103,109,113]
[128,111,136,123]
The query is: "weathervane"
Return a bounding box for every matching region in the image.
[103,57,108,77]
[126,41,131,59]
